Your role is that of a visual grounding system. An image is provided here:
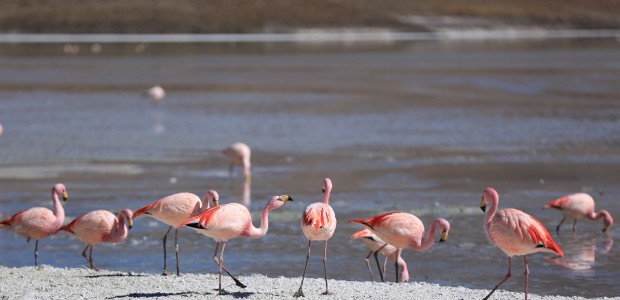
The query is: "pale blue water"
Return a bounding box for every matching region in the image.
[1,38,619,298]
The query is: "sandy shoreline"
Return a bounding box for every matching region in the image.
[0,266,614,300]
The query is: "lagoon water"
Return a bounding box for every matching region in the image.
[0,37,619,298]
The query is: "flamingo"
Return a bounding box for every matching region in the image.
[349,212,449,283]
[543,193,613,234]
[59,209,133,271]
[481,187,564,300]
[351,229,409,282]
[145,85,165,102]
[0,122,3,137]
[222,142,251,181]
[132,190,219,275]
[294,178,337,297]
[181,194,293,294]
[0,183,69,266]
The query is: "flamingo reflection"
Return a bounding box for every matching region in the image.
[548,236,613,270]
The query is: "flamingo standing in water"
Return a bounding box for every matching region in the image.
[59,209,133,271]
[294,178,337,297]
[181,194,293,294]
[145,85,165,103]
[481,187,564,300]
[0,183,69,266]
[132,190,219,275]
[0,122,3,137]
[543,193,613,234]
[222,142,251,181]
[351,229,409,282]
[349,212,449,283]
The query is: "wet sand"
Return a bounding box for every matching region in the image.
[0,265,611,300]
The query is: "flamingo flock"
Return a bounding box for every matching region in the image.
[0,144,615,299]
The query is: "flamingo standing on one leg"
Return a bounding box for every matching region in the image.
[294,178,337,297]
[132,190,220,275]
[222,142,251,181]
[59,209,133,271]
[181,194,293,294]
[481,187,564,300]
[543,193,613,234]
[351,229,409,282]
[349,212,449,283]
[0,183,69,266]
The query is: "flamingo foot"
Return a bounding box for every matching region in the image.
[322,290,332,295]
[161,269,172,276]
[293,288,305,298]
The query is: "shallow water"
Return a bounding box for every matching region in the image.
[1,38,619,298]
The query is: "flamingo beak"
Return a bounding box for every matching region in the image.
[321,186,326,193]
[603,226,610,233]
[128,218,134,229]
[62,191,69,201]
[480,197,486,212]
[213,198,219,207]
[279,195,293,202]
[439,230,448,243]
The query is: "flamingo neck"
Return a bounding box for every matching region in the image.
[412,219,439,251]
[323,187,331,205]
[398,257,409,282]
[107,213,129,242]
[485,195,499,225]
[51,188,65,225]
[245,202,274,238]
[588,210,612,223]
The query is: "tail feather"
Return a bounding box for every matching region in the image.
[543,196,569,209]
[351,229,372,240]
[349,212,398,230]
[132,202,156,219]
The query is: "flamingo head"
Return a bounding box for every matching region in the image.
[603,211,613,233]
[54,183,69,201]
[205,190,220,207]
[267,194,293,210]
[322,178,332,194]
[120,209,134,229]
[480,187,498,212]
[436,218,450,243]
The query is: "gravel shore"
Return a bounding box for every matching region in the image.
[0,266,616,300]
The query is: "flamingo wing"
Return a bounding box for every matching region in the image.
[544,196,570,209]
[180,205,223,230]
[302,203,334,230]
[349,212,399,230]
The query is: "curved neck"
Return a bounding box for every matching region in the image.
[323,187,331,205]
[245,203,274,238]
[589,210,611,222]
[485,195,499,224]
[108,214,129,242]
[51,188,65,221]
[412,220,439,251]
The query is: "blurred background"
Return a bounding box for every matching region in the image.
[0,0,619,298]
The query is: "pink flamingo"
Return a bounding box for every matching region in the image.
[222,142,251,181]
[0,183,68,266]
[145,85,165,103]
[132,190,219,275]
[351,229,409,282]
[59,209,133,271]
[294,178,337,297]
[181,194,293,294]
[0,122,3,137]
[481,187,564,300]
[543,193,613,234]
[349,212,449,283]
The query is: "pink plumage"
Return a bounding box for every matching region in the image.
[222,142,251,180]
[349,211,449,283]
[132,191,219,275]
[481,187,563,300]
[0,183,68,266]
[544,192,613,234]
[60,209,133,271]
[294,178,337,297]
[351,229,409,282]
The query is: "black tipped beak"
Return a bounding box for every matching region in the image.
[439,238,445,243]
[288,196,294,201]
[321,188,325,193]
[480,206,486,212]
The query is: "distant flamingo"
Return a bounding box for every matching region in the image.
[543,193,613,234]
[351,229,409,282]
[294,178,337,297]
[481,187,564,300]
[145,85,165,102]
[0,122,3,137]
[59,209,133,271]
[0,183,68,266]
[181,194,293,294]
[349,212,449,283]
[222,142,251,181]
[132,191,219,275]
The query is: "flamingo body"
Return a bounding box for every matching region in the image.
[301,202,336,241]
[0,183,68,266]
[146,85,165,102]
[544,193,613,233]
[481,187,563,300]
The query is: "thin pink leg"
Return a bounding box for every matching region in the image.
[81,245,90,266]
[364,250,374,281]
[483,257,512,300]
[212,241,246,291]
[373,243,388,282]
[174,228,180,276]
[293,240,311,297]
[89,245,99,271]
[321,240,330,295]
[394,248,402,283]
[161,226,172,275]
[524,256,529,300]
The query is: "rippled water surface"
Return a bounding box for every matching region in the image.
[1,38,619,298]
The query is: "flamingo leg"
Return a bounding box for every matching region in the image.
[81,244,90,266]
[394,248,402,283]
[524,256,529,300]
[218,242,225,294]
[321,240,330,295]
[555,216,566,235]
[89,245,99,271]
[364,250,374,281]
[228,164,234,179]
[34,240,39,267]
[293,240,311,297]
[373,244,388,282]
[212,241,246,290]
[483,257,512,300]
[162,226,172,275]
[382,256,388,281]
[572,219,577,233]
[174,228,180,276]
